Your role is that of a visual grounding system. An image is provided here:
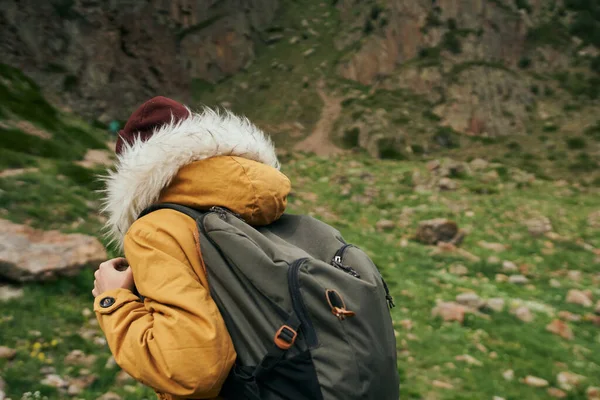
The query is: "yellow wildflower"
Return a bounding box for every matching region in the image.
[37,352,45,361]
[32,342,42,350]
[50,339,58,347]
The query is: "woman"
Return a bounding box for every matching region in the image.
[92,96,290,399]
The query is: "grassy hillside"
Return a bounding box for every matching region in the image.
[193,0,600,185]
[0,64,113,234]
[1,63,600,399]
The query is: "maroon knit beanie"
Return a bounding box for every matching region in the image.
[115,96,191,155]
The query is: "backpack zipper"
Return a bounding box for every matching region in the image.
[209,206,242,220]
[380,274,395,309]
[331,244,361,278]
[334,244,395,309]
[288,258,319,347]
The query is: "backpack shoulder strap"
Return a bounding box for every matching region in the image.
[138,202,207,221]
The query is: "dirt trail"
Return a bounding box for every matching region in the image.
[294,83,345,157]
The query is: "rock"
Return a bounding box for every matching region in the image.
[588,386,600,400]
[430,242,480,262]
[82,308,92,318]
[399,319,413,330]
[508,275,529,285]
[0,346,16,360]
[96,393,122,400]
[455,354,482,366]
[487,256,501,264]
[0,0,280,122]
[40,366,56,374]
[486,298,505,312]
[376,220,395,231]
[567,270,582,282]
[546,319,574,340]
[115,370,134,384]
[124,385,137,393]
[266,34,284,44]
[0,284,24,301]
[482,170,500,183]
[427,160,441,171]
[76,149,114,169]
[431,302,469,323]
[566,290,593,307]
[67,375,96,396]
[438,177,457,191]
[495,274,509,283]
[493,397,505,400]
[478,241,508,252]
[303,48,315,57]
[524,376,549,387]
[416,219,460,245]
[449,264,468,276]
[432,380,453,389]
[65,350,97,367]
[0,219,107,282]
[512,306,534,323]
[588,211,600,228]
[105,356,117,369]
[547,388,567,398]
[41,374,68,388]
[558,311,581,322]
[526,217,553,237]
[550,279,562,288]
[503,370,514,381]
[470,158,489,170]
[456,293,484,309]
[502,261,518,272]
[557,371,585,391]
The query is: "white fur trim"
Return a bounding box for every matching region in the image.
[99,107,279,250]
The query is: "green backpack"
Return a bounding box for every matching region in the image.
[139,203,400,400]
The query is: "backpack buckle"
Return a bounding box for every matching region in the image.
[274,325,297,350]
[332,307,356,320]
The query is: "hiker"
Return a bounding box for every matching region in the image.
[92,96,286,398]
[92,96,399,399]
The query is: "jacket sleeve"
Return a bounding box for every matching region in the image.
[94,221,236,399]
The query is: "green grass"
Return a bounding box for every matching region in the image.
[2,152,600,399]
[0,168,104,232]
[0,64,109,162]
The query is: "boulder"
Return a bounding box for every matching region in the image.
[416,219,462,245]
[525,217,553,237]
[566,289,593,308]
[0,219,106,282]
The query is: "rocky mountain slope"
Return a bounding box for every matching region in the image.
[192,0,600,184]
[0,0,279,121]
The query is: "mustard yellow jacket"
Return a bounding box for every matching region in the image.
[94,156,291,399]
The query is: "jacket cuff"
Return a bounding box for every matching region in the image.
[94,288,140,315]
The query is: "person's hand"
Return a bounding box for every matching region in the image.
[92,258,134,297]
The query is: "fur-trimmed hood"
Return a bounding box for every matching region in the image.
[99,107,281,250]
